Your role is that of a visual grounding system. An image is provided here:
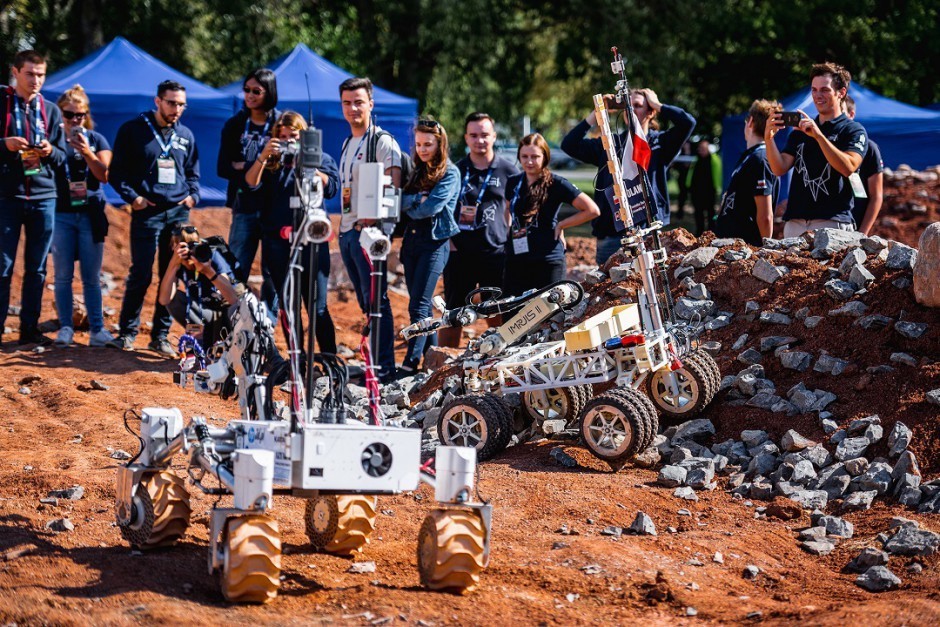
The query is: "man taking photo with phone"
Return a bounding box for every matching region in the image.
[0,50,67,347]
[765,62,867,238]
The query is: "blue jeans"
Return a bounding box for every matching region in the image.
[595,236,622,266]
[400,224,449,369]
[52,211,105,332]
[338,229,396,380]
[118,206,189,340]
[0,197,55,333]
[263,235,336,354]
[229,210,278,314]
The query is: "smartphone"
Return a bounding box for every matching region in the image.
[781,111,802,127]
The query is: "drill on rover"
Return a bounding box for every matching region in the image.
[114,122,493,603]
[402,48,721,470]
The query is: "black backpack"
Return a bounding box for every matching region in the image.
[202,235,242,276]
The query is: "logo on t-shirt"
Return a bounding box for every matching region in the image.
[756,179,767,190]
[794,144,831,201]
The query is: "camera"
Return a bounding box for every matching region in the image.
[781,111,802,127]
[188,239,214,264]
[280,140,300,166]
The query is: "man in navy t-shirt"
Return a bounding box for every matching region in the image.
[765,62,867,238]
[713,99,779,246]
[844,95,884,235]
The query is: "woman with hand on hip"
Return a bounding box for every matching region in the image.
[52,85,113,347]
[503,133,599,298]
[398,119,460,374]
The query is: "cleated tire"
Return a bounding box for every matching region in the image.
[579,391,645,471]
[478,394,514,451]
[646,355,713,422]
[605,386,659,451]
[119,470,191,549]
[305,494,377,556]
[417,509,487,594]
[686,349,721,398]
[219,515,281,603]
[438,395,505,461]
[522,386,585,428]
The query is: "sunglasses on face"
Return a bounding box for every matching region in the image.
[172,224,198,237]
[417,118,440,130]
[62,110,88,120]
[243,86,265,96]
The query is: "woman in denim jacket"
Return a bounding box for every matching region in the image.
[398,119,460,374]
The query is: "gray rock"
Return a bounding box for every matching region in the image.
[732,334,750,351]
[688,283,711,300]
[821,418,839,434]
[346,561,377,574]
[600,525,623,537]
[836,437,870,461]
[747,453,779,478]
[791,460,817,484]
[584,269,607,285]
[781,429,814,452]
[725,248,752,261]
[856,566,901,592]
[889,352,917,367]
[825,278,857,300]
[894,321,928,339]
[856,462,895,496]
[892,451,921,482]
[856,314,893,330]
[790,490,829,510]
[48,486,84,501]
[674,265,694,281]
[789,387,819,414]
[682,246,719,269]
[675,297,717,320]
[829,301,868,317]
[840,248,867,275]
[814,353,850,376]
[892,276,912,289]
[885,243,918,270]
[686,466,716,489]
[848,414,881,435]
[801,539,837,556]
[759,311,792,325]
[745,300,761,313]
[812,229,865,257]
[844,458,870,477]
[737,348,762,365]
[749,479,774,500]
[806,445,833,469]
[672,419,716,443]
[918,492,940,514]
[849,264,876,289]
[712,237,742,247]
[752,258,785,284]
[743,565,760,579]
[864,423,884,444]
[608,264,633,282]
[657,465,688,488]
[760,335,798,352]
[861,235,888,253]
[842,490,877,512]
[110,449,132,460]
[819,515,854,538]
[899,487,923,508]
[849,548,889,572]
[741,430,769,447]
[779,350,813,372]
[628,512,657,536]
[831,429,848,445]
[927,389,940,407]
[799,526,828,541]
[705,315,732,331]
[804,315,824,329]
[674,486,699,501]
[45,518,75,533]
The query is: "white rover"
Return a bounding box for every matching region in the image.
[114,140,492,603]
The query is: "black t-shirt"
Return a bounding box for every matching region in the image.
[452,155,519,253]
[782,113,867,223]
[505,173,580,261]
[712,143,777,246]
[57,129,110,211]
[852,139,884,225]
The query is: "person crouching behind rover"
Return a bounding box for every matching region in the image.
[158,224,242,348]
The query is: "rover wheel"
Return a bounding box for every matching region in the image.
[438,395,504,461]
[305,494,377,556]
[119,470,191,549]
[605,386,659,451]
[218,515,281,603]
[522,386,584,427]
[417,509,486,594]
[579,392,644,471]
[646,356,712,421]
[685,349,721,399]
[479,394,514,451]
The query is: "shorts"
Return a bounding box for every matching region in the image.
[443,249,506,309]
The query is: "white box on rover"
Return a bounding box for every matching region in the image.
[294,422,421,493]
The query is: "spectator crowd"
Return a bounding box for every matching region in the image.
[1,51,884,381]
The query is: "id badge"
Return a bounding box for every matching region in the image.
[21,148,41,176]
[458,204,478,230]
[185,322,204,338]
[157,158,177,185]
[848,172,867,198]
[69,181,88,207]
[511,227,529,255]
[342,187,352,213]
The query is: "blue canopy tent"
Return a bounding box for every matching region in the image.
[43,37,233,205]
[721,84,940,199]
[222,43,418,212]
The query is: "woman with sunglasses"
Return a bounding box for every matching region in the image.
[246,111,340,354]
[502,133,599,298]
[217,68,280,310]
[52,84,114,347]
[398,118,460,374]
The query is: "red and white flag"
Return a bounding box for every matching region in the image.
[622,108,651,180]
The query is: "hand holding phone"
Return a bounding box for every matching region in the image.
[781,111,803,127]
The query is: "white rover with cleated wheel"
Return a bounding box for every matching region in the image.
[114,133,493,603]
[402,48,720,470]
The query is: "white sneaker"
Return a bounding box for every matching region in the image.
[55,326,75,347]
[89,328,115,347]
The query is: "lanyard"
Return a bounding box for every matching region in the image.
[12,94,43,143]
[508,177,525,229]
[141,113,177,158]
[460,164,494,208]
[241,114,272,160]
[243,113,272,140]
[340,129,370,189]
[181,268,203,320]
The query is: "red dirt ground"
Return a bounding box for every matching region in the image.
[1,195,938,624]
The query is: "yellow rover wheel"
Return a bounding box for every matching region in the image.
[305,494,377,556]
[119,470,191,549]
[417,509,487,594]
[218,515,281,604]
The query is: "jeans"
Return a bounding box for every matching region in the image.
[229,210,278,314]
[263,235,336,354]
[339,228,396,380]
[118,206,189,340]
[52,211,105,332]
[0,197,55,333]
[166,290,229,348]
[595,236,622,266]
[400,224,449,369]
